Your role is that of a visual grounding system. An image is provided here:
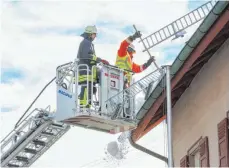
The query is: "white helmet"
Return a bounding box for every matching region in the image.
[84,25,97,34]
[129,44,135,50]
[127,43,136,53]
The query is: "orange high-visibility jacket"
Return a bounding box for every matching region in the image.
[115,39,145,73]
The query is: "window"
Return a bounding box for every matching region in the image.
[191,150,200,167]
[180,136,209,167]
[188,138,201,167]
[218,117,229,167]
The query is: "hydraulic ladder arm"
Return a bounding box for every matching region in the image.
[1,108,70,167]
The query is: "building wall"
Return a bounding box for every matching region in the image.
[172,38,229,167]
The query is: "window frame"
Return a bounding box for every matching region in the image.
[187,137,203,167]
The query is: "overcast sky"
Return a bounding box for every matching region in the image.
[1,0,209,167]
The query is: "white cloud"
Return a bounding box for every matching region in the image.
[1,0,202,167]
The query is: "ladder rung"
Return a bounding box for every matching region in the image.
[41,131,54,136]
[140,1,215,51]
[33,139,46,146]
[8,163,20,167]
[143,77,152,83]
[16,156,29,162]
[93,101,99,105]
[139,81,147,87]
[51,123,64,128]
[24,148,37,154]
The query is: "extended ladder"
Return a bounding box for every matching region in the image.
[140,0,216,51]
[1,108,70,167]
[106,68,163,118]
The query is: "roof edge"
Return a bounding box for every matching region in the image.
[136,1,229,121]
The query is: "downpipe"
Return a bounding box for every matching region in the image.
[128,134,168,164]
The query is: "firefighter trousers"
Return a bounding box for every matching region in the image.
[78,67,101,107]
[79,83,97,107]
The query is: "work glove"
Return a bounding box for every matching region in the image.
[143,56,155,69]
[128,31,142,41]
[101,59,110,65]
[133,31,142,39]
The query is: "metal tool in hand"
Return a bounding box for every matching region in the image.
[133,25,161,71]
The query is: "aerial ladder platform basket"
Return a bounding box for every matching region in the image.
[54,60,163,134]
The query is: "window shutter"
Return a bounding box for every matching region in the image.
[218,118,229,167]
[180,155,189,167]
[199,136,210,167]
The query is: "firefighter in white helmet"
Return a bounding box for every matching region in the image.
[77,25,109,108]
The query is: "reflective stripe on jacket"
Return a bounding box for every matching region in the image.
[115,39,145,82]
[115,39,144,73]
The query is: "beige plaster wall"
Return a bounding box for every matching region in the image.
[172,39,229,167]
